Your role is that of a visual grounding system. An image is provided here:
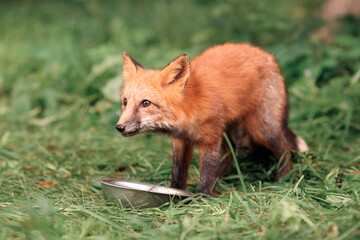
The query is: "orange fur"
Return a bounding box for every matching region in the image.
[116,43,308,196]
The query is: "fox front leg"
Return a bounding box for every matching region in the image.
[170,138,193,190]
[198,139,222,196]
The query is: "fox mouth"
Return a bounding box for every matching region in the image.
[121,129,140,137]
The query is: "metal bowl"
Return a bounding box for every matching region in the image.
[96,178,193,208]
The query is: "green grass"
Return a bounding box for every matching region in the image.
[0,0,359,239]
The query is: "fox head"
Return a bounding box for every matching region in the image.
[116,52,190,137]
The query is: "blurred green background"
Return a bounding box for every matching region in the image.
[1,0,359,135]
[0,0,359,239]
[0,0,359,131]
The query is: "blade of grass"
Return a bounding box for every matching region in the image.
[223,133,247,193]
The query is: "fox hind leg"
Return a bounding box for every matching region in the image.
[217,124,253,178]
[268,130,295,181]
[242,70,302,181]
[217,132,235,178]
[244,112,297,181]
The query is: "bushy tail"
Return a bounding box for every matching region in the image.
[296,136,308,153]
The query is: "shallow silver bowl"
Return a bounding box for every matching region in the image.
[96,178,193,208]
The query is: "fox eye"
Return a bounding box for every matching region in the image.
[123,98,127,106]
[142,99,151,107]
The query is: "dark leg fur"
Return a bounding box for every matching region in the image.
[170,138,193,190]
[217,134,235,178]
[244,112,298,181]
[271,88,299,180]
[267,132,293,181]
[283,127,298,151]
[281,88,299,152]
[198,139,222,196]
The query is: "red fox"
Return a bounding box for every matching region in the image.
[116,43,308,196]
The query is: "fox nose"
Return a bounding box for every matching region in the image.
[115,124,125,133]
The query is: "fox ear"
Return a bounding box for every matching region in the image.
[160,54,190,89]
[123,52,143,80]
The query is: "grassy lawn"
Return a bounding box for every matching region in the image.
[0,0,359,239]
